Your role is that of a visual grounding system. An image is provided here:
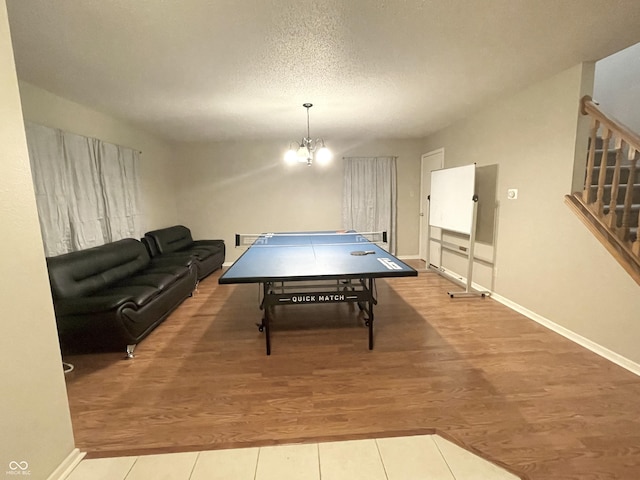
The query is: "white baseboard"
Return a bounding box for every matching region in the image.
[397,254,421,260]
[434,266,640,377]
[47,448,85,480]
[490,291,640,377]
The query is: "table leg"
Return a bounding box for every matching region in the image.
[263,283,271,355]
[265,312,271,355]
[368,278,374,350]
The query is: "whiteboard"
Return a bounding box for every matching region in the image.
[429,164,476,235]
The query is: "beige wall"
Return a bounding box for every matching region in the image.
[173,139,423,262]
[0,2,76,478]
[594,42,640,133]
[18,81,180,231]
[423,63,640,365]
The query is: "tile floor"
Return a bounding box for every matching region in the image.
[64,434,520,480]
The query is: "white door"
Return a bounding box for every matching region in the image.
[419,149,444,264]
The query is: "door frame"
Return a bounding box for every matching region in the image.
[419,148,444,261]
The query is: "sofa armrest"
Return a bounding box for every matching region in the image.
[53,295,135,317]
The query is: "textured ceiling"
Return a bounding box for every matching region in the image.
[6,0,640,143]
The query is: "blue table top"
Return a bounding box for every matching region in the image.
[219,231,417,284]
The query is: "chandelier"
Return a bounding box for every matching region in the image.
[284,103,332,166]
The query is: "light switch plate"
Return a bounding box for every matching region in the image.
[507,188,518,200]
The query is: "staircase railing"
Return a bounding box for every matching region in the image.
[565,96,640,285]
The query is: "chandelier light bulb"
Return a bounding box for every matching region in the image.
[297,145,309,161]
[315,146,332,165]
[285,148,298,164]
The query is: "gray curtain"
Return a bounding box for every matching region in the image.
[25,122,144,256]
[342,156,397,254]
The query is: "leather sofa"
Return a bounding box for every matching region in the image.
[46,238,197,357]
[144,225,225,281]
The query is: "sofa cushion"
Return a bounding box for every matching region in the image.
[116,272,180,292]
[141,236,160,257]
[145,225,194,254]
[53,294,135,317]
[100,285,160,307]
[145,262,194,277]
[189,246,218,260]
[148,253,197,271]
[47,238,150,299]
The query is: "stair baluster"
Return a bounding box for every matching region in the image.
[621,147,638,242]
[583,118,599,204]
[606,137,623,232]
[595,127,611,216]
[565,96,640,286]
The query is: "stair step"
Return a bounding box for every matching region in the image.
[603,203,640,213]
[591,165,639,185]
[588,183,640,204]
[581,139,640,258]
[592,150,638,168]
[592,136,604,150]
[590,136,639,164]
[602,203,640,228]
[592,149,619,167]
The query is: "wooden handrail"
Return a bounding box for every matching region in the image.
[574,96,640,285]
[580,96,640,154]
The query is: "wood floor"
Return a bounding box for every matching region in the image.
[63,263,640,480]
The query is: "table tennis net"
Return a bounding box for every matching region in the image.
[234,231,388,247]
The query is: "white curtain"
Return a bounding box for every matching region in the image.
[342,156,397,254]
[25,122,144,256]
[96,141,144,241]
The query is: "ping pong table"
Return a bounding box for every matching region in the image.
[218,230,417,354]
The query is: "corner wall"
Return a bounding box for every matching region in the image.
[423,63,640,365]
[594,42,640,132]
[172,138,423,262]
[0,2,76,478]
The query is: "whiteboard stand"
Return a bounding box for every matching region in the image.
[446,196,490,298]
[426,195,490,299]
[427,164,490,299]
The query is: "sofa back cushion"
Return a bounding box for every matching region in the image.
[46,238,150,299]
[145,225,194,254]
[141,236,159,257]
